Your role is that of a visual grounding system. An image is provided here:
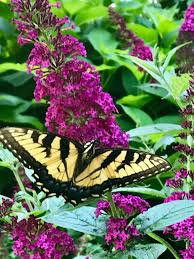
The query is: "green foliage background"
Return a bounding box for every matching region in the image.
[0,1,193,258]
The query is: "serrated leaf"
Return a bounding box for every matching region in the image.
[134,200,194,232]
[41,206,107,236]
[128,243,166,259]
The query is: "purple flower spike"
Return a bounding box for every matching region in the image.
[12,216,76,258]
[113,193,150,215]
[105,217,140,251]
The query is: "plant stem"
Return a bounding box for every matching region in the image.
[147,232,180,259]
[107,191,118,218]
[13,165,33,212]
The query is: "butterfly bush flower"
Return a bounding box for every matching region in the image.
[108,5,153,62]
[11,216,76,259]
[11,0,128,148]
[95,193,149,251]
[177,3,194,72]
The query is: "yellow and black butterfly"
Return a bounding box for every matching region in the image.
[0,127,171,204]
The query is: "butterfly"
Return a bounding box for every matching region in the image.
[0,127,171,204]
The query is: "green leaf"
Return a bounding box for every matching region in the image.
[41,206,107,236]
[154,115,181,124]
[153,135,175,151]
[122,68,139,94]
[75,5,108,26]
[0,3,13,19]
[129,56,161,81]
[138,84,168,99]
[117,94,152,108]
[127,23,158,45]
[61,0,87,15]
[1,71,33,87]
[87,28,118,55]
[144,6,179,46]
[0,63,26,73]
[128,123,182,138]
[128,244,166,259]
[134,200,194,232]
[162,43,191,72]
[95,64,116,71]
[112,187,165,199]
[169,73,191,99]
[120,105,153,126]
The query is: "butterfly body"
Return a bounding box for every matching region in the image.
[0,127,171,204]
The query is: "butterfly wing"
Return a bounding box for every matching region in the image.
[0,127,80,196]
[0,127,171,205]
[74,148,171,198]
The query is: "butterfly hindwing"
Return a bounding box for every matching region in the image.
[74,149,171,191]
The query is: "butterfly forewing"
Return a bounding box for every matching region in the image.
[0,127,80,194]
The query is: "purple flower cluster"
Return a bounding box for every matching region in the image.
[164,192,194,259]
[174,70,194,160]
[95,200,110,218]
[95,193,149,251]
[109,6,153,62]
[11,0,129,148]
[0,198,13,217]
[181,244,194,259]
[165,168,193,189]
[105,217,140,251]
[11,0,74,45]
[177,3,194,72]
[12,216,76,259]
[180,3,194,32]
[95,193,150,218]
[113,193,150,215]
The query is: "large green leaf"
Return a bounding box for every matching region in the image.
[41,205,107,236]
[117,94,152,108]
[1,71,33,87]
[75,5,108,26]
[127,23,158,45]
[134,200,194,232]
[61,0,88,15]
[112,187,165,199]
[128,244,166,259]
[0,63,26,73]
[128,123,182,138]
[0,95,43,129]
[121,68,139,94]
[120,105,153,126]
[0,3,13,19]
[87,28,118,55]
[154,115,181,124]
